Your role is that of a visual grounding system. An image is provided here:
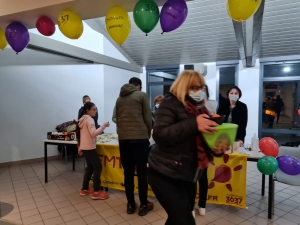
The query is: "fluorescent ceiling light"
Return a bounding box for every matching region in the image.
[283,67,290,72]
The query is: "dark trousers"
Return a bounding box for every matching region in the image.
[149,169,196,225]
[276,110,281,123]
[268,115,275,128]
[119,140,149,205]
[198,168,208,208]
[82,149,101,192]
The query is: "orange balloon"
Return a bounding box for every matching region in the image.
[259,137,279,157]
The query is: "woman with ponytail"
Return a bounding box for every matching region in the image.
[76,102,110,200]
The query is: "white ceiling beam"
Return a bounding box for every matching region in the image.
[84,19,139,66]
[28,33,143,73]
[232,0,265,67]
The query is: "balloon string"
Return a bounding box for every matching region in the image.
[161,32,164,35]
[146,33,148,36]
[16,52,18,55]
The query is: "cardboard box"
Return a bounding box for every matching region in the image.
[47,132,76,141]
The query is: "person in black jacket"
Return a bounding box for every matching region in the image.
[275,95,284,124]
[78,95,100,128]
[217,86,248,146]
[148,70,228,225]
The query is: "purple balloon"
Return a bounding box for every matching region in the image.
[160,0,188,33]
[277,155,300,176]
[5,22,30,53]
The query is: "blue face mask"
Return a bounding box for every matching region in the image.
[189,90,206,102]
[200,91,206,102]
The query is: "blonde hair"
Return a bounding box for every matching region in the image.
[82,95,91,104]
[153,95,164,106]
[170,70,205,104]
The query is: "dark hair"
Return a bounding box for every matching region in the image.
[227,86,242,98]
[129,77,142,87]
[76,102,96,147]
[204,85,210,100]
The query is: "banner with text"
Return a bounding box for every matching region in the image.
[97,145,247,208]
[96,144,155,196]
[203,154,247,208]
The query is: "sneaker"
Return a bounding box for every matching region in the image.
[127,202,136,214]
[80,188,93,196]
[192,210,195,218]
[195,205,206,216]
[91,191,109,200]
[138,201,154,216]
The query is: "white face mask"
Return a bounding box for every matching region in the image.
[189,91,206,102]
[229,94,239,102]
[155,104,159,108]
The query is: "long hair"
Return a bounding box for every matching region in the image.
[76,102,95,147]
[170,70,205,104]
[153,95,164,106]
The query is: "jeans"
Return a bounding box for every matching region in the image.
[198,168,208,208]
[149,169,196,225]
[82,149,101,192]
[119,140,149,205]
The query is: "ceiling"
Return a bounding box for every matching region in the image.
[95,0,239,66]
[0,0,189,30]
[94,0,300,66]
[260,0,300,58]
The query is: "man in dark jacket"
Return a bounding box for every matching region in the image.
[116,77,153,216]
[78,95,99,128]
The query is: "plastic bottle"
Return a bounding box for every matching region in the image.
[251,133,259,156]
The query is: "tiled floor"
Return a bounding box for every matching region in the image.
[1,157,300,225]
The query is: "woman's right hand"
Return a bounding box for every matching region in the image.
[103,122,110,128]
[196,114,218,134]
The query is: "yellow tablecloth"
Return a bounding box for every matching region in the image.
[96,142,155,196]
[96,142,247,208]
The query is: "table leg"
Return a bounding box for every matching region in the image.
[44,143,48,183]
[72,149,75,171]
[261,174,265,196]
[268,175,274,219]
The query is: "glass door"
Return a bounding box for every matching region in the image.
[146,66,179,110]
[259,62,300,146]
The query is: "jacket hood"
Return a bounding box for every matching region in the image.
[119,84,138,97]
[78,115,91,128]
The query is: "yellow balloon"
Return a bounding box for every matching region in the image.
[105,6,131,46]
[227,0,262,22]
[58,10,83,39]
[0,30,8,50]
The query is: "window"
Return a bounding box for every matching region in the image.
[146,66,179,110]
[259,61,300,144]
[217,65,238,105]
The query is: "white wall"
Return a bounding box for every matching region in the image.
[103,36,129,63]
[101,65,142,133]
[29,22,104,54]
[204,62,217,100]
[0,64,104,163]
[238,60,260,144]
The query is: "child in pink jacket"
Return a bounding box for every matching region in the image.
[76,102,110,200]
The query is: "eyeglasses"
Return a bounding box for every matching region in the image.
[190,86,206,92]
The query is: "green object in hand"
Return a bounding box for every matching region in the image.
[257,156,278,175]
[202,123,238,149]
[133,0,160,35]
